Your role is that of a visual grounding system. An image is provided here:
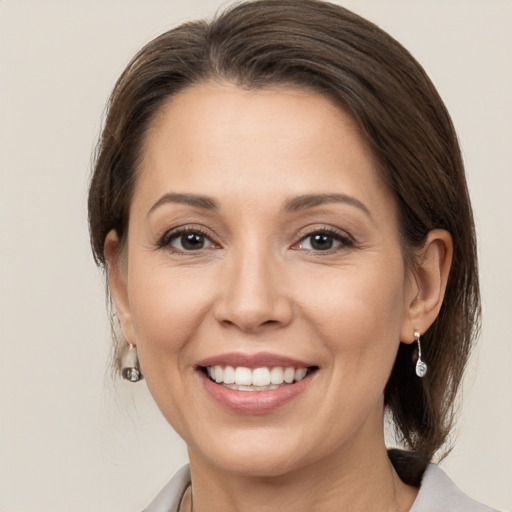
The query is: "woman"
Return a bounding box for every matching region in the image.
[88,1,497,510]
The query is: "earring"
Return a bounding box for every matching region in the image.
[414,330,427,378]
[121,342,143,382]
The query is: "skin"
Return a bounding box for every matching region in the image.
[105,82,452,512]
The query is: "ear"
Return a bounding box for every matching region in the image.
[400,229,453,343]
[104,230,136,345]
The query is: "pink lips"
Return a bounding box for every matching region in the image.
[196,352,316,415]
[196,351,312,369]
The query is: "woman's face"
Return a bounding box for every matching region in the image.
[111,82,417,476]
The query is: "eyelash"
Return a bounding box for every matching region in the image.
[157,226,218,254]
[156,225,354,255]
[294,227,354,253]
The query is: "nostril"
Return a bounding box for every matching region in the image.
[219,316,288,333]
[213,275,294,331]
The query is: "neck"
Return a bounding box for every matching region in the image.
[186,419,418,512]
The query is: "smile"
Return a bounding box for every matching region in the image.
[204,365,313,391]
[196,352,318,413]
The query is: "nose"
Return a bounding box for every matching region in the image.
[213,243,294,333]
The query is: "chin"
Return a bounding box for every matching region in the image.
[186,426,323,479]
[212,450,307,479]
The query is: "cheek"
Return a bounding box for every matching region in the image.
[125,261,219,435]
[295,259,407,365]
[127,261,216,364]
[296,260,407,435]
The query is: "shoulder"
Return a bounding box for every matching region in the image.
[142,465,191,512]
[411,463,500,512]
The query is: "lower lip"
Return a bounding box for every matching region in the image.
[198,371,313,415]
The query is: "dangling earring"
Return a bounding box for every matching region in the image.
[121,342,143,382]
[414,330,427,378]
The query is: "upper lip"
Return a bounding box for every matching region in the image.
[196,352,313,369]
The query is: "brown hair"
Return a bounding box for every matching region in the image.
[88,0,480,473]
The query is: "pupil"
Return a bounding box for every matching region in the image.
[182,233,204,250]
[311,234,333,250]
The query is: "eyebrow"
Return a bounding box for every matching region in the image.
[283,193,372,217]
[148,193,218,217]
[147,192,371,218]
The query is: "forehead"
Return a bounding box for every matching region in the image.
[134,81,392,215]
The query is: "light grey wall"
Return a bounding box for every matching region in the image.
[1,1,510,511]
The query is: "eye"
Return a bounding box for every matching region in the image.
[297,230,353,252]
[159,228,217,253]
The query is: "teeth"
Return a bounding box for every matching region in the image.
[214,365,223,383]
[295,368,307,381]
[224,383,281,391]
[223,365,235,384]
[270,367,284,384]
[252,367,271,386]
[205,365,311,388]
[238,385,256,391]
[234,367,252,386]
[283,367,295,383]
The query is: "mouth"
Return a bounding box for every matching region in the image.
[199,365,319,392]
[195,352,319,413]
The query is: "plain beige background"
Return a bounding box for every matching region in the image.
[0,1,511,511]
